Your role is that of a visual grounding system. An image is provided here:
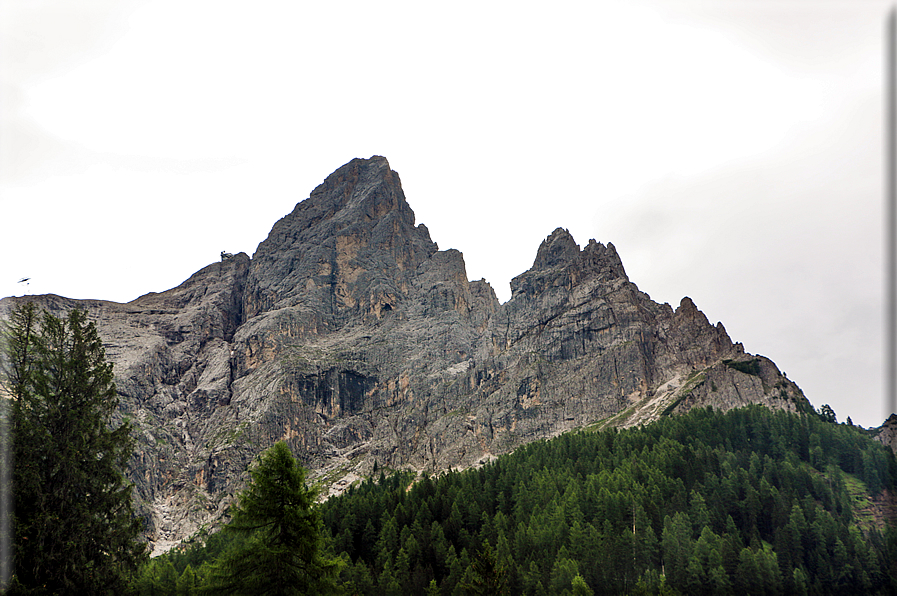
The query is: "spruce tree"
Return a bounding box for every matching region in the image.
[1,303,146,594]
[201,441,341,595]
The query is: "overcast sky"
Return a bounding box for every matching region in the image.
[1,1,891,428]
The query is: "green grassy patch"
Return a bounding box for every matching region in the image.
[723,358,762,377]
[840,473,878,530]
[206,421,249,449]
[311,454,368,494]
[661,371,707,417]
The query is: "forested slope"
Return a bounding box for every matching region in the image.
[138,405,897,595]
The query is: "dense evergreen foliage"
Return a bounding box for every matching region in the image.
[201,441,341,595]
[2,303,147,594]
[138,405,897,595]
[134,442,341,596]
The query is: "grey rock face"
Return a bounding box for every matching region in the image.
[0,156,815,554]
[1,255,250,549]
[875,414,897,453]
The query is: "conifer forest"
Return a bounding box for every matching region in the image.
[137,405,897,595]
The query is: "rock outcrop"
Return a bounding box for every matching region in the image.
[875,414,897,453]
[0,156,816,554]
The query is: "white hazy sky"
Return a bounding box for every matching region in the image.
[1,1,891,428]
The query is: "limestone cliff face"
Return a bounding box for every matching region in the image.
[0,156,815,554]
[0,256,250,550]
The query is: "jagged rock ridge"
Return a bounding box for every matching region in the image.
[1,156,814,554]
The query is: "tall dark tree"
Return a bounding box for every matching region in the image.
[1,303,146,594]
[458,540,509,595]
[818,404,837,424]
[201,441,341,595]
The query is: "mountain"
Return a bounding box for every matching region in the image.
[1,156,816,554]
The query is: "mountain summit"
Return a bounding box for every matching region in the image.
[244,156,438,322]
[1,156,813,554]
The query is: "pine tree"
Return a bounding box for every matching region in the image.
[818,404,837,424]
[201,441,341,595]
[177,564,198,596]
[548,556,579,595]
[2,303,146,594]
[458,540,509,595]
[570,573,594,596]
[661,512,693,590]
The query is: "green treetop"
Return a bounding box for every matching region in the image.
[202,441,341,595]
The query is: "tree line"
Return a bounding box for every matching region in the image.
[3,302,896,595]
[147,405,897,595]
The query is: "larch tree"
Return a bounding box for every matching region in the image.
[1,302,146,594]
[201,441,342,595]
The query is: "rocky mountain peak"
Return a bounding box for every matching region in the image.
[533,228,580,269]
[511,231,627,299]
[580,239,627,282]
[304,155,409,226]
[243,156,438,323]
